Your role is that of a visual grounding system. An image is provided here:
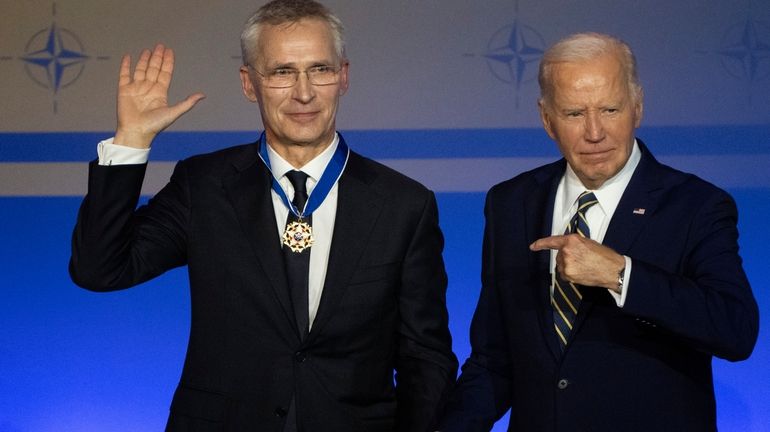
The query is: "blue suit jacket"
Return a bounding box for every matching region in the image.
[441,141,758,431]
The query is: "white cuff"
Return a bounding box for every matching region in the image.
[97,137,150,166]
[609,256,632,307]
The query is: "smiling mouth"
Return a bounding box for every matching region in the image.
[288,112,319,122]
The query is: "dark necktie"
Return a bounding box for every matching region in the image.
[552,191,598,350]
[283,170,311,340]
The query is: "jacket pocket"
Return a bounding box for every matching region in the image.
[348,261,400,286]
[169,384,229,422]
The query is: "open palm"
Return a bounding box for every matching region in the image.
[115,44,204,149]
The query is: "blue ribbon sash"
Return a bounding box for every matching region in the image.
[257,132,350,219]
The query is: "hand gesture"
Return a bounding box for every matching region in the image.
[530,234,625,292]
[114,44,205,149]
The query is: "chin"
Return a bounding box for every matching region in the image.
[291,134,327,147]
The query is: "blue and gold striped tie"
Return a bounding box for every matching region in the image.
[552,191,598,350]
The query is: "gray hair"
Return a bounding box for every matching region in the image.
[240,0,346,67]
[538,32,642,107]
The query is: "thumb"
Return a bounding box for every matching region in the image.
[167,92,206,121]
[152,93,205,135]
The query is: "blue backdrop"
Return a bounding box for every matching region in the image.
[1,127,768,431]
[2,0,769,430]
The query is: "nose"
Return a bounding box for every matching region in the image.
[584,112,605,143]
[292,72,315,103]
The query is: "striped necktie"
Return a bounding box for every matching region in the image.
[552,191,598,350]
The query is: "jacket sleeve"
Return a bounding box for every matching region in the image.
[438,188,514,432]
[394,191,459,432]
[69,159,190,291]
[622,188,759,361]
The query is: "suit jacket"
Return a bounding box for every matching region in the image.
[70,137,458,432]
[440,141,758,432]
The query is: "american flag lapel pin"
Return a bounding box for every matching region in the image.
[633,208,646,215]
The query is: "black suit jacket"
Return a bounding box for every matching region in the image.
[440,141,758,431]
[70,137,458,432]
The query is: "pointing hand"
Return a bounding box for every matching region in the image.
[530,234,625,292]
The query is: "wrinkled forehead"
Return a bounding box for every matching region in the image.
[547,56,634,104]
[254,18,338,66]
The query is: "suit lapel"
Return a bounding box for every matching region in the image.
[570,141,663,347]
[602,141,663,254]
[527,162,564,361]
[309,152,384,339]
[222,145,297,336]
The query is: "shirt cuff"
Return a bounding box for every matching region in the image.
[609,255,632,307]
[97,137,150,166]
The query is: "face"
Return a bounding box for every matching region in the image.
[539,53,643,189]
[240,18,349,156]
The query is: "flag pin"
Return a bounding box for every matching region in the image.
[633,208,646,215]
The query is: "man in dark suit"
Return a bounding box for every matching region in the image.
[69,1,457,431]
[439,33,759,431]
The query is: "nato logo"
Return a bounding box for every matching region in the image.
[695,16,770,105]
[715,19,770,84]
[23,24,89,95]
[465,3,545,110]
[3,3,110,113]
[483,21,545,107]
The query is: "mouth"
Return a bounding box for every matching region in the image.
[287,111,319,123]
[580,148,613,161]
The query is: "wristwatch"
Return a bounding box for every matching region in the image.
[617,267,626,293]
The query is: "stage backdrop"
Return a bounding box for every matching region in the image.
[1,1,768,430]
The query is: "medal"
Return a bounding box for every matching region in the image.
[282,220,314,252]
[258,132,349,254]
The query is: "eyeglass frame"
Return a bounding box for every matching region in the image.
[245,63,345,88]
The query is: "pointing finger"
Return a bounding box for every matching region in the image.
[530,235,568,251]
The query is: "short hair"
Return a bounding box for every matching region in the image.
[538,32,642,107]
[240,0,346,67]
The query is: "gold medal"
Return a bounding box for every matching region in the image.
[282,220,314,253]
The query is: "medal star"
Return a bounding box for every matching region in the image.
[282,221,314,253]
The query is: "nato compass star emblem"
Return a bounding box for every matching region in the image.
[2,3,111,113]
[467,17,545,109]
[485,21,545,88]
[716,19,770,84]
[22,24,89,96]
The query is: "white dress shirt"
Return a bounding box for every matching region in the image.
[550,140,641,307]
[266,135,339,329]
[97,134,342,329]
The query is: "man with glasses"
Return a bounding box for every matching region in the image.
[70,1,457,431]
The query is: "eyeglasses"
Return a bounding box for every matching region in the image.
[248,64,342,88]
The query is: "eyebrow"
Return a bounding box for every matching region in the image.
[266,59,336,69]
[265,62,296,69]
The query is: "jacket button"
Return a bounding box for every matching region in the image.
[294,351,307,363]
[274,407,287,417]
[557,379,570,390]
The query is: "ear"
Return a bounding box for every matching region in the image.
[538,99,557,140]
[239,66,258,103]
[633,89,644,128]
[337,61,350,96]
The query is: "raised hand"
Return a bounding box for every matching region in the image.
[114,44,205,149]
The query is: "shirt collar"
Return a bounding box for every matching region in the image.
[266,133,340,192]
